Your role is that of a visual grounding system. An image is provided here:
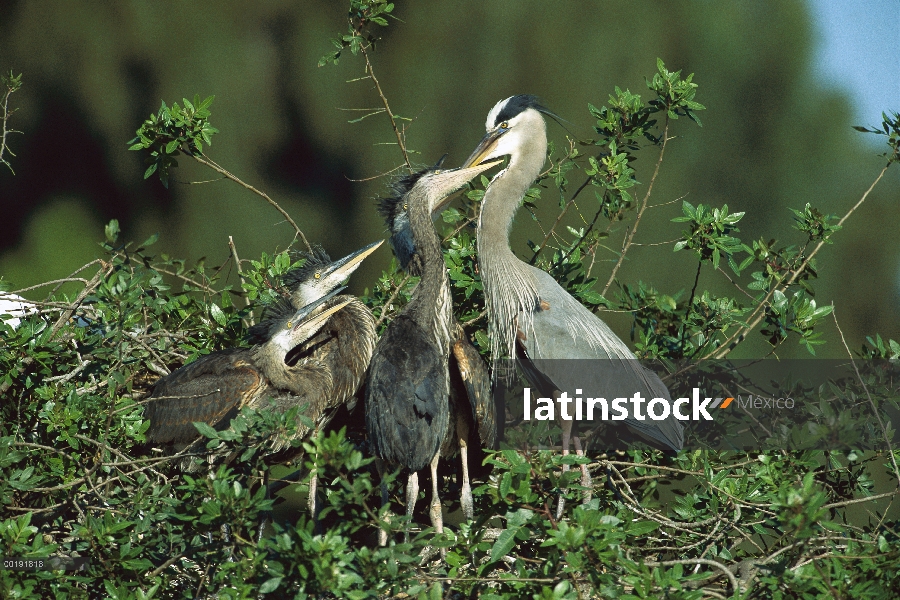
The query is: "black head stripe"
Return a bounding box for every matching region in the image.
[494,95,548,126]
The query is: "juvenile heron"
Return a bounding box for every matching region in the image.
[144,287,350,453]
[461,95,683,508]
[248,240,382,442]
[378,168,498,521]
[246,241,382,517]
[366,159,501,544]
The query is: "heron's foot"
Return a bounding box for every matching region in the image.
[460,483,474,522]
[378,522,389,547]
[580,465,593,505]
[429,499,446,559]
[256,515,270,545]
[573,437,592,506]
[429,499,444,535]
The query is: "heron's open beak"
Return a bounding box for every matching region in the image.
[320,239,384,285]
[294,299,352,334]
[461,128,507,169]
[430,158,504,215]
[286,285,349,335]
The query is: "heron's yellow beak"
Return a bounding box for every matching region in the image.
[430,158,504,215]
[293,299,352,334]
[326,239,384,282]
[461,129,506,169]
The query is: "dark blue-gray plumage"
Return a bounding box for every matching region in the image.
[366,159,501,543]
[378,164,498,520]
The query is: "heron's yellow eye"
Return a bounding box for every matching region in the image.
[314,272,321,279]
[286,320,293,329]
[403,203,408,210]
[434,169,442,174]
[500,121,509,129]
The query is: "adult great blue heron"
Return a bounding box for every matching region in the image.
[461,95,683,481]
[366,159,501,544]
[378,167,498,521]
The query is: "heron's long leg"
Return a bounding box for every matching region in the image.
[308,471,322,535]
[572,435,592,506]
[428,453,443,536]
[257,470,270,544]
[376,458,390,547]
[428,452,446,560]
[457,414,474,521]
[405,471,420,544]
[556,411,573,520]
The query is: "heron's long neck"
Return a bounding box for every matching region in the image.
[477,152,545,363]
[407,190,452,356]
[252,341,292,390]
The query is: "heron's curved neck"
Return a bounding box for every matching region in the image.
[477,147,546,362]
[252,340,292,389]
[406,188,452,354]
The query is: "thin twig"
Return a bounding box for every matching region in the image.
[359,44,412,172]
[190,151,311,252]
[832,307,900,487]
[601,121,670,297]
[374,273,412,328]
[228,236,253,327]
[0,73,22,174]
[644,559,739,595]
[709,162,891,360]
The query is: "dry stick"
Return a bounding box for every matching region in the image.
[644,559,739,595]
[0,76,21,173]
[709,162,892,360]
[189,151,312,252]
[832,308,900,488]
[358,44,412,173]
[228,235,254,327]
[601,121,670,298]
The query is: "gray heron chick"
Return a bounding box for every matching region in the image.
[378,171,497,521]
[366,159,501,544]
[462,95,683,508]
[144,287,350,453]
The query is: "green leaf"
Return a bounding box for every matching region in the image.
[490,528,517,561]
[259,577,282,594]
[210,303,227,326]
[192,421,218,438]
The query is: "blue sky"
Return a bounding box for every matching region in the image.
[810,0,899,128]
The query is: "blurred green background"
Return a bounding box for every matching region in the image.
[1,1,897,357]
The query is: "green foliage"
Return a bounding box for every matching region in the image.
[853,111,900,163]
[318,1,396,67]
[673,201,745,271]
[127,95,218,187]
[3,8,900,598]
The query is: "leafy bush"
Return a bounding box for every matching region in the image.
[2,3,899,598]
